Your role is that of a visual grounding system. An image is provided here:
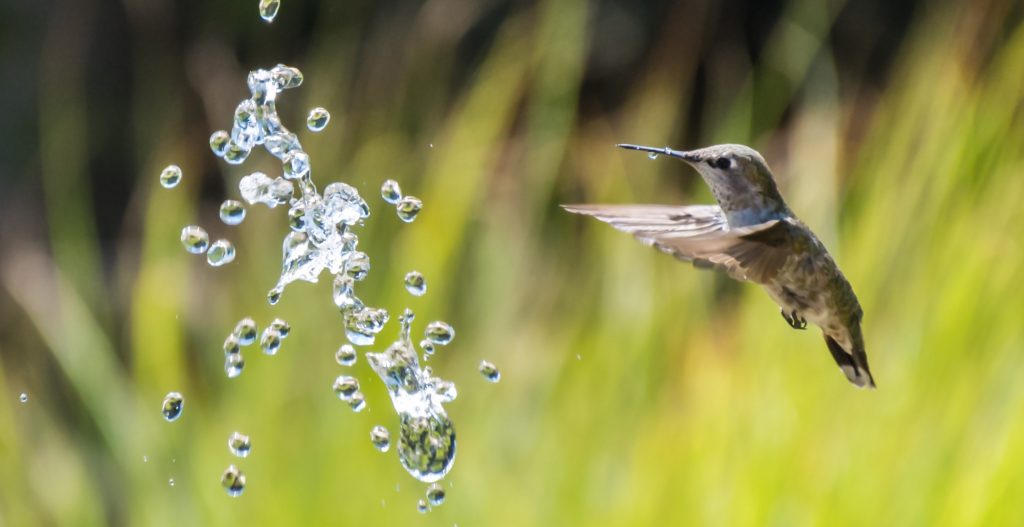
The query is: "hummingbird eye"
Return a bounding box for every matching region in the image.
[714,157,732,170]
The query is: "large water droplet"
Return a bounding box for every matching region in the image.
[336,344,357,366]
[370,425,390,452]
[234,317,258,346]
[424,321,454,346]
[206,239,236,267]
[180,226,209,254]
[225,354,244,378]
[381,179,402,204]
[404,271,426,296]
[209,130,230,157]
[333,375,360,400]
[258,0,280,22]
[260,327,282,355]
[159,165,182,189]
[426,484,446,506]
[395,196,422,223]
[219,200,246,226]
[221,465,246,497]
[479,360,500,383]
[306,107,330,131]
[228,431,252,458]
[162,392,184,422]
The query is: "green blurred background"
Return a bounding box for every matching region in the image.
[2,0,1024,524]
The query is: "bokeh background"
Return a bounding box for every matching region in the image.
[2,0,1024,524]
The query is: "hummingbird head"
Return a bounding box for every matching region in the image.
[617,143,789,226]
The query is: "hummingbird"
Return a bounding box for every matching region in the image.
[563,143,874,388]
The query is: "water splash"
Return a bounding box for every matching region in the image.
[160,165,182,188]
[228,432,252,458]
[162,392,184,422]
[366,310,457,483]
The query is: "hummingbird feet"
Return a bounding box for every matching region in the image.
[781,309,807,330]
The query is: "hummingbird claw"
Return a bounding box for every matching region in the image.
[781,309,807,330]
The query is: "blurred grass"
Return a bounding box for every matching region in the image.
[2,0,1024,525]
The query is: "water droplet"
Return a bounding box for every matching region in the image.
[269,318,290,338]
[647,152,658,160]
[143,455,148,463]
[343,307,389,346]
[180,226,209,254]
[260,327,282,355]
[240,172,293,208]
[219,200,246,226]
[258,0,280,22]
[169,478,175,487]
[404,271,426,296]
[225,354,245,378]
[380,180,402,204]
[228,432,251,458]
[19,393,28,403]
[206,239,236,267]
[479,360,500,383]
[223,334,241,355]
[426,484,446,506]
[333,375,360,400]
[348,392,366,412]
[162,392,184,422]
[335,344,357,366]
[270,64,303,90]
[417,500,429,514]
[395,196,422,223]
[159,165,182,188]
[267,285,283,305]
[306,107,330,131]
[419,339,435,356]
[223,141,251,165]
[234,318,258,346]
[209,130,230,157]
[370,425,390,452]
[345,251,370,281]
[424,321,454,346]
[221,465,246,497]
[288,203,306,231]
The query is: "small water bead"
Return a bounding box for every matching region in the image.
[269,318,290,338]
[209,130,230,157]
[159,165,182,189]
[180,226,209,254]
[306,107,330,131]
[479,360,500,383]
[370,426,390,452]
[348,392,366,412]
[225,354,244,379]
[169,478,175,487]
[424,321,455,346]
[417,500,429,514]
[19,393,28,403]
[647,151,658,160]
[260,327,282,355]
[267,286,283,305]
[335,344,357,366]
[223,334,241,355]
[380,179,401,204]
[219,200,246,226]
[426,484,446,506]
[395,196,423,223]
[234,318,258,346]
[419,339,435,356]
[221,465,246,497]
[206,239,236,267]
[228,432,252,458]
[162,392,184,422]
[333,375,360,400]
[404,271,426,296]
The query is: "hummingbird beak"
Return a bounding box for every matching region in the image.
[617,143,701,163]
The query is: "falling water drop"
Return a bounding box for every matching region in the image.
[333,375,360,400]
[221,465,246,497]
[348,392,366,412]
[479,360,500,383]
[269,318,291,338]
[19,393,28,403]
[370,425,390,452]
[306,107,330,131]
[419,339,435,356]
[209,130,230,157]
[206,240,236,267]
[219,200,246,226]
[404,271,426,296]
[335,344,357,366]
[260,327,282,355]
[267,285,283,305]
[258,0,280,22]
[417,500,429,514]
[162,392,184,422]
[180,226,209,254]
[424,321,454,346]
[225,354,245,379]
[426,484,446,506]
[234,318,258,346]
[380,179,401,204]
[228,432,252,458]
[647,151,658,160]
[159,165,182,188]
[395,196,422,223]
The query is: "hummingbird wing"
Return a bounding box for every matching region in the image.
[561,204,790,283]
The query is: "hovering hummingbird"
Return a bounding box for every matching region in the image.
[563,143,874,388]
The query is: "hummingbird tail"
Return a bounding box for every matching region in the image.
[824,336,876,389]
